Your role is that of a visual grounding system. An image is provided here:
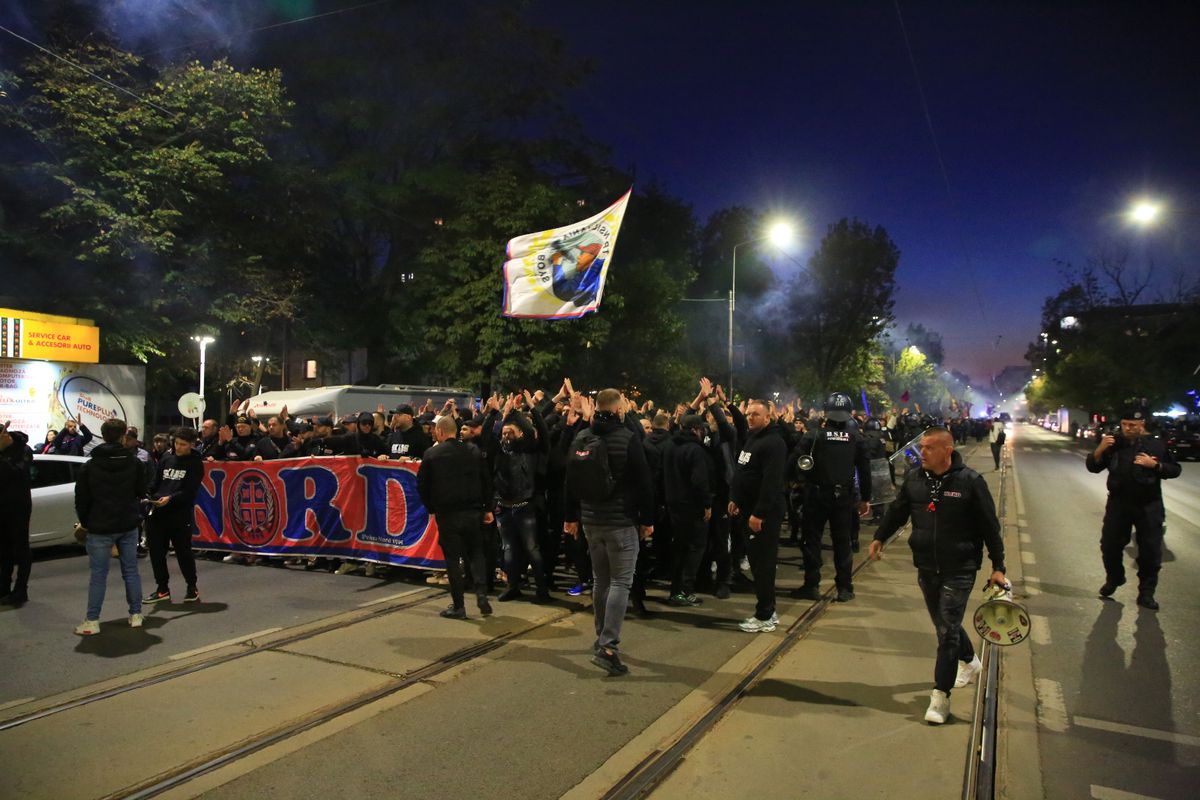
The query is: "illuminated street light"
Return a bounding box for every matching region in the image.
[191,335,216,428]
[730,219,796,395]
[1129,199,1162,226]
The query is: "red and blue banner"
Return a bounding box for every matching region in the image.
[193,457,445,569]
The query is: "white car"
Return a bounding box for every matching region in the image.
[30,454,88,549]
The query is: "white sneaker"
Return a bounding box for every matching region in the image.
[74,619,100,636]
[222,554,239,564]
[770,612,780,625]
[363,563,377,578]
[954,655,982,688]
[925,689,950,724]
[335,562,359,575]
[129,613,144,628]
[738,616,777,633]
[739,557,751,574]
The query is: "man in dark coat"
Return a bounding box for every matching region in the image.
[0,424,34,605]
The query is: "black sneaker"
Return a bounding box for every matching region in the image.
[183,586,200,603]
[790,585,821,601]
[714,584,731,600]
[477,596,493,617]
[1136,594,1159,611]
[497,587,522,602]
[440,605,467,620]
[835,588,856,603]
[1,589,27,606]
[591,647,629,676]
[143,589,171,604]
[1099,578,1125,597]
[668,592,703,607]
[532,591,553,605]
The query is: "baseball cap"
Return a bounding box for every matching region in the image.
[235,416,252,427]
[314,416,333,428]
[357,412,375,425]
[680,413,706,431]
[393,405,415,417]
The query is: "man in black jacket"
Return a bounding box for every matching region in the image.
[0,424,34,606]
[1086,402,1181,610]
[492,402,551,602]
[729,399,787,633]
[74,418,150,635]
[52,418,93,455]
[869,427,1005,725]
[564,389,655,676]
[386,405,431,460]
[664,414,712,606]
[417,417,495,619]
[144,428,205,604]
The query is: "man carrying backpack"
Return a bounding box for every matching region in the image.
[564,389,655,676]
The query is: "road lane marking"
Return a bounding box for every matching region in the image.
[1035,678,1069,732]
[1075,716,1200,747]
[169,628,283,661]
[1021,550,1037,565]
[1029,614,1051,645]
[1091,785,1165,800]
[1019,532,1031,544]
[356,587,427,607]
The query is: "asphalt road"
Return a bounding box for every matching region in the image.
[1012,423,1198,800]
[0,549,436,705]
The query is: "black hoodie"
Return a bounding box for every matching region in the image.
[75,442,150,534]
[663,430,712,515]
[149,450,204,520]
[0,430,33,508]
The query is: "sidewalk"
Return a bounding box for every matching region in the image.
[648,444,1007,800]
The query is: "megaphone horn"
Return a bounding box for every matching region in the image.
[972,582,1031,647]
[797,454,815,472]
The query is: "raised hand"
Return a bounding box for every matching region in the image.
[699,376,713,397]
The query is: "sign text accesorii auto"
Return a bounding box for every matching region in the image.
[0,308,100,363]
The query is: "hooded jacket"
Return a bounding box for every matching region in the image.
[149,450,204,520]
[75,442,149,534]
[0,430,33,508]
[874,450,1005,574]
[663,430,712,515]
[730,424,787,519]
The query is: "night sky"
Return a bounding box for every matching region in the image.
[7,1,1199,385]
[535,0,1200,380]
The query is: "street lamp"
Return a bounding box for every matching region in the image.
[730,220,794,395]
[192,335,215,419]
[1128,199,1162,227]
[251,355,270,396]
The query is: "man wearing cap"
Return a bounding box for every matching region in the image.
[792,392,872,603]
[327,413,387,457]
[386,405,431,461]
[211,415,261,461]
[144,428,205,604]
[1086,400,1181,610]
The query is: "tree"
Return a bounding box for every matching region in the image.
[780,219,899,397]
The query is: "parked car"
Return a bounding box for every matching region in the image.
[30,454,87,549]
[1165,422,1200,461]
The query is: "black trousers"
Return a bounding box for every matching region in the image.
[1100,496,1164,594]
[0,500,32,596]
[437,509,488,608]
[990,442,1002,469]
[739,510,782,621]
[701,489,731,587]
[669,511,708,596]
[917,568,976,694]
[147,513,197,592]
[801,489,854,591]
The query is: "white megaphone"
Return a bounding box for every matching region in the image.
[797,454,815,472]
[972,582,1031,646]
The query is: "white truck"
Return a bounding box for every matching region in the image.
[239,384,474,420]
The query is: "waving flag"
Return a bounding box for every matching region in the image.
[502,189,632,319]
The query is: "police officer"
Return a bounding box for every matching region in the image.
[1086,401,1181,610]
[729,399,787,632]
[792,392,871,603]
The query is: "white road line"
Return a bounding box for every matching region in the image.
[356,586,426,608]
[1019,532,1031,544]
[169,628,283,661]
[1091,785,1165,800]
[1021,550,1037,565]
[1029,614,1051,645]
[1035,678,1069,732]
[1075,716,1200,747]
[0,696,35,713]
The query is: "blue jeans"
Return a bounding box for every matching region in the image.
[587,524,639,651]
[86,529,142,621]
[497,505,547,592]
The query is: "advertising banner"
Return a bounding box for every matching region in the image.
[0,359,145,444]
[1,310,100,363]
[192,457,445,570]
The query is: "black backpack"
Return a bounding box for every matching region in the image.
[566,428,616,503]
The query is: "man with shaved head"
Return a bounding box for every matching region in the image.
[869,427,1005,725]
[416,415,494,619]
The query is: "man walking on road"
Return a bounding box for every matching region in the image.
[416,416,495,619]
[868,427,1005,724]
[729,399,787,633]
[564,390,655,676]
[988,419,1006,470]
[1086,402,1180,610]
